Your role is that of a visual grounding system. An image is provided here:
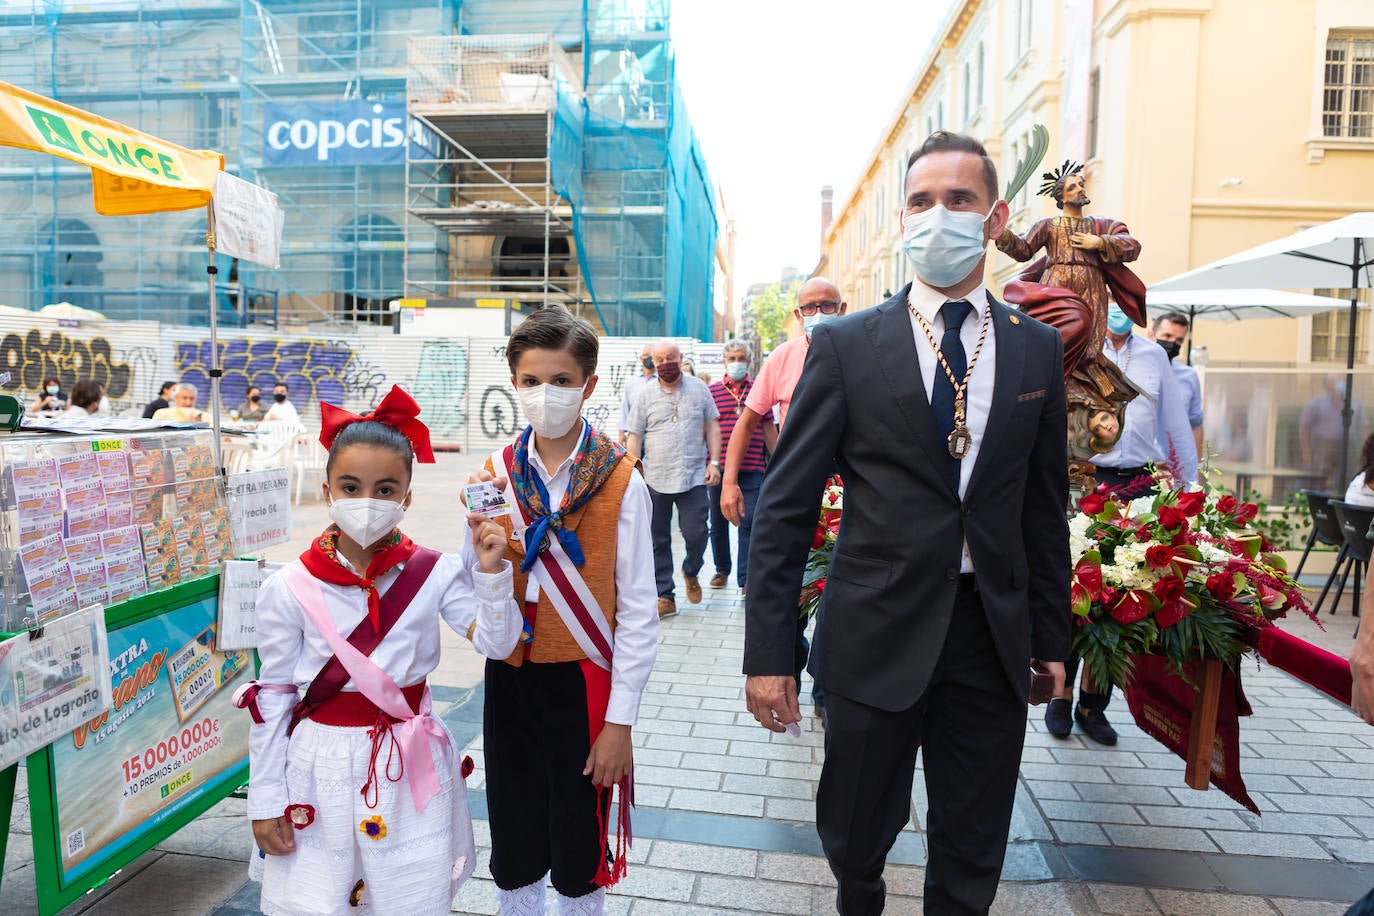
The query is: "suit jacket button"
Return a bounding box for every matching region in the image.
[945,567,958,581]
[961,504,972,517]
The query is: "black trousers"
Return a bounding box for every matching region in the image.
[816,582,1026,915]
[483,658,609,897]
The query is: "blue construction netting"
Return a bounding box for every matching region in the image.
[466,0,717,339]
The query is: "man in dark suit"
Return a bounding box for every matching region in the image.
[744,131,1071,915]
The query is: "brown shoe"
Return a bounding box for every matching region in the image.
[740,584,746,598]
[709,573,728,589]
[684,576,703,604]
[657,597,677,618]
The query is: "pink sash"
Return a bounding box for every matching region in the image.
[283,566,450,814]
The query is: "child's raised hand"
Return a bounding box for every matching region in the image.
[464,469,508,503]
[467,512,507,574]
[252,816,296,856]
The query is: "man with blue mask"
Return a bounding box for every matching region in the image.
[745,131,1071,915]
[1048,299,1200,749]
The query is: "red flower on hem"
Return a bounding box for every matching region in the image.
[285,803,315,829]
[461,756,475,780]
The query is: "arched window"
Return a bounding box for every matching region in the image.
[338,214,403,323]
[36,218,102,311]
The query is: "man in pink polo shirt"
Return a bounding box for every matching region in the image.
[720,276,846,524]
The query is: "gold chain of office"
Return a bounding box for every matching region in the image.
[907,301,991,459]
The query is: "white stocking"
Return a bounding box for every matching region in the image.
[497,876,547,916]
[556,887,605,916]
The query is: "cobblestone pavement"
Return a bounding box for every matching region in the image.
[3,452,1373,914]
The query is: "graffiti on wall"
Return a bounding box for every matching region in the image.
[411,340,468,440]
[173,338,388,414]
[0,329,134,398]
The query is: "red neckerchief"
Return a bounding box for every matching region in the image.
[298,525,418,630]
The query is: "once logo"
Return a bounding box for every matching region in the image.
[262,101,409,166]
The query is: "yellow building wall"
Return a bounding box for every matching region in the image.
[822,0,1374,367]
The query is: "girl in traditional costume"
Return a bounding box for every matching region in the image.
[237,385,522,915]
[475,306,658,915]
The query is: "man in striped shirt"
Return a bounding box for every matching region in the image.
[708,340,773,595]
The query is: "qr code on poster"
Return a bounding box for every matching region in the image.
[65,827,85,857]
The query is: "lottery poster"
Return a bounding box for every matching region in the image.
[48,593,250,884]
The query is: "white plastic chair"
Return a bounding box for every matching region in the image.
[293,431,328,505]
[249,422,301,489]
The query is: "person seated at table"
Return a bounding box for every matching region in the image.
[236,386,268,423]
[262,382,300,425]
[152,383,205,423]
[143,380,176,419]
[32,376,65,414]
[1346,433,1374,508]
[59,381,104,419]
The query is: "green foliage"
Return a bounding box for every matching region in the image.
[748,283,797,353]
[1238,489,1309,551]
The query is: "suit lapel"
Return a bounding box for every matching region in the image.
[866,287,960,497]
[967,294,1026,498]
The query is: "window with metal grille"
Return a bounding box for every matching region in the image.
[1323,31,1374,138]
[1311,289,1372,362]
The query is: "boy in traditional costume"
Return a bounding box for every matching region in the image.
[238,385,522,915]
[474,306,658,915]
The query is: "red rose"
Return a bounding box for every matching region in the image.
[1206,572,1239,600]
[1110,590,1152,624]
[1157,506,1188,531]
[1079,493,1106,515]
[1234,502,1259,524]
[1152,575,1185,601]
[1217,494,1239,515]
[812,528,825,550]
[1176,491,1206,517]
[1155,599,1191,629]
[1145,545,1176,569]
[814,577,827,594]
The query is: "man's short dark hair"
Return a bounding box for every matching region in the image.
[1153,311,1191,331]
[906,131,999,204]
[273,382,289,392]
[506,305,599,380]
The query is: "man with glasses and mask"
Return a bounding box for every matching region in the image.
[1148,311,1204,457]
[618,343,656,444]
[745,132,1069,915]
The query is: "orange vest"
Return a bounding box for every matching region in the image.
[482,451,639,667]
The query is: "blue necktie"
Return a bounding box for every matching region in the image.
[931,299,973,481]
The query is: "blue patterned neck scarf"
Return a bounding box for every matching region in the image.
[509,422,626,572]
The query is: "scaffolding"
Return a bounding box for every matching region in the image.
[405,36,584,331]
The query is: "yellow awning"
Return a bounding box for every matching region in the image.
[0,80,223,216]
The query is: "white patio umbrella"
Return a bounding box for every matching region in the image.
[1151,212,1374,481]
[1146,288,1352,322]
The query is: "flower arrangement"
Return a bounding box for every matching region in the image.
[1070,485,1317,693]
[799,476,843,619]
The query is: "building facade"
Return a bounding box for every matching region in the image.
[0,0,718,338]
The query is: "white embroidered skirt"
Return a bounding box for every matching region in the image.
[259,718,476,915]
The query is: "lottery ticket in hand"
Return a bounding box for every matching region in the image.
[464,481,511,518]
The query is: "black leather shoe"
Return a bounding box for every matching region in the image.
[1044,698,1072,738]
[1074,705,1119,745]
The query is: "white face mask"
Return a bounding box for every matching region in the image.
[516,383,586,438]
[803,313,838,336]
[328,496,407,548]
[901,204,993,288]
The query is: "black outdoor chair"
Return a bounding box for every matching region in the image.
[1294,489,1344,578]
[1327,501,1374,617]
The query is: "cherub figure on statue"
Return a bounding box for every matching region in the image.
[994,160,1149,485]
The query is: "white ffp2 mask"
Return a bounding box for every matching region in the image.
[328,496,406,548]
[517,383,586,438]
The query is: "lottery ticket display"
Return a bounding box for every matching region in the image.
[0,430,232,631]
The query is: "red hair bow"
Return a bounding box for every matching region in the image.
[318,385,436,463]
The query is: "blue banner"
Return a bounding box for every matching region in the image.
[262,101,408,167]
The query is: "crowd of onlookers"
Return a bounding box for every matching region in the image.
[28,377,300,426]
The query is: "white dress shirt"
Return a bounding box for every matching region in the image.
[248,548,522,818]
[1097,334,1199,483]
[263,398,301,424]
[514,421,659,726]
[907,279,997,572]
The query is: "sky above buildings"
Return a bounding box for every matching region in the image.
[672,0,956,294]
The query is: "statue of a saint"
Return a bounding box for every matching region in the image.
[994,161,1149,485]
